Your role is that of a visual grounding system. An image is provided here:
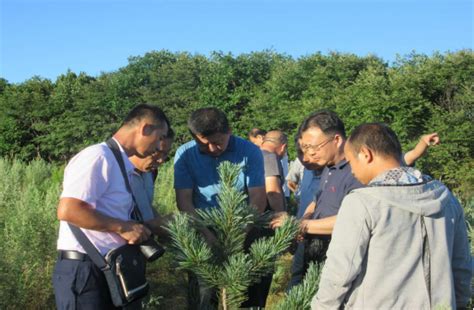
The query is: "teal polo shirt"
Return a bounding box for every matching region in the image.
[174,135,265,209]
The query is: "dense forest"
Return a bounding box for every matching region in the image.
[0,49,472,200]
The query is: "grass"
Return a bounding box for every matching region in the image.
[148,162,294,309]
[0,158,61,309]
[0,158,472,309]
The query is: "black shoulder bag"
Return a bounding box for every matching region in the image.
[68,138,150,307]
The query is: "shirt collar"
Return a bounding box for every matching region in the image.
[225,135,236,153]
[329,159,349,170]
[369,167,426,186]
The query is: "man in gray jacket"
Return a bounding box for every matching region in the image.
[312,123,472,309]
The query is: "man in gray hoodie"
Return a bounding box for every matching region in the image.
[312,123,472,309]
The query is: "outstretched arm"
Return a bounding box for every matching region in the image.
[404,132,440,166]
[301,215,337,235]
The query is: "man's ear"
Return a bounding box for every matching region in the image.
[334,134,344,149]
[142,123,156,136]
[359,146,374,164]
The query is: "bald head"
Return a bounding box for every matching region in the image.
[261,130,288,157]
[264,130,288,145]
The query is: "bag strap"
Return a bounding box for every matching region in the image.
[106,138,132,193]
[67,138,141,270]
[68,224,109,270]
[105,138,143,221]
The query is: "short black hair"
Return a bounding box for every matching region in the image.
[348,123,402,160]
[295,134,303,158]
[298,110,346,139]
[248,128,267,138]
[188,107,230,136]
[123,103,169,129]
[165,127,175,140]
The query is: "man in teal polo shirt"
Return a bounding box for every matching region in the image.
[174,107,267,308]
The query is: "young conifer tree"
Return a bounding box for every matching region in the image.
[274,262,323,310]
[166,161,299,309]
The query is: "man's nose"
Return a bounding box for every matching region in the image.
[208,143,218,153]
[303,151,315,163]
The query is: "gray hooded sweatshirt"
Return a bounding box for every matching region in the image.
[312,178,472,309]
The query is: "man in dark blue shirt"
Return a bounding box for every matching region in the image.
[271,110,362,277]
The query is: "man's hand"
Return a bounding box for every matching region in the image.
[58,197,152,244]
[421,132,440,146]
[118,221,152,244]
[270,211,288,229]
[287,180,298,193]
[404,132,441,166]
[296,219,309,241]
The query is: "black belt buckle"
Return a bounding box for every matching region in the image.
[59,250,89,261]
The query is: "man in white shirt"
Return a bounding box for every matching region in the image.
[53,104,169,309]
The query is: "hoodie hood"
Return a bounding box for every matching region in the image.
[353,179,450,216]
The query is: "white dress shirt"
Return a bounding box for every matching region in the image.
[56,139,134,255]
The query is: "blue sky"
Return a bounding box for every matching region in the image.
[1,0,472,83]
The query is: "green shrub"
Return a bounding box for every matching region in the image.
[0,158,61,308]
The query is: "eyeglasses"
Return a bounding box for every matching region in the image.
[300,136,334,154]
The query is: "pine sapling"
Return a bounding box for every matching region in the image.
[166,161,299,309]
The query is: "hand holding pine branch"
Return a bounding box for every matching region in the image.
[165,162,299,309]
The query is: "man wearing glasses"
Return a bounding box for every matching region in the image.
[271,110,362,276]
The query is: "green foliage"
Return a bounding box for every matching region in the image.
[153,161,177,215]
[165,162,299,309]
[1,50,472,202]
[0,158,61,308]
[275,262,323,310]
[0,49,473,308]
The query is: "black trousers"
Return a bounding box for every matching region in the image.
[52,256,142,310]
[241,226,274,308]
[53,256,118,310]
[303,236,331,274]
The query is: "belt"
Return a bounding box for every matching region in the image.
[58,250,91,261]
